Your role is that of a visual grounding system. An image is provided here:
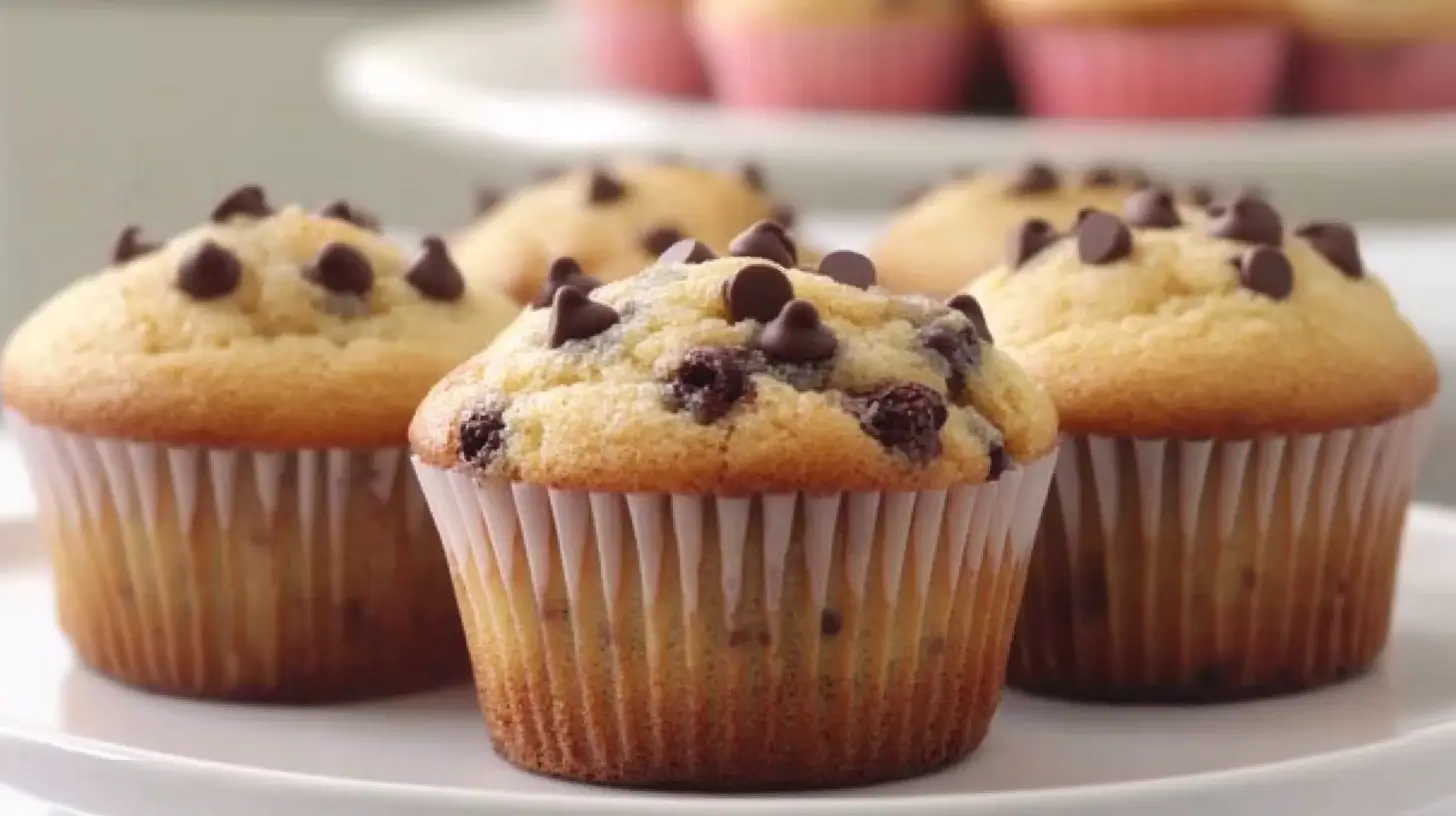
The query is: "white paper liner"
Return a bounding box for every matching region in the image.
[412,450,1057,788]
[7,411,459,701]
[1011,407,1434,701]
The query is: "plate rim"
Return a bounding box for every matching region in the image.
[4,504,1456,812]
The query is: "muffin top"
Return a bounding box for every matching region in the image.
[411,221,1059,494]
[873,161,1216,298]
[984,0,1282,25]
[1287,0,1456,42]
[2,186,518,449]
[695,0,979,26]
[967,188,1437,438]
[453,159,803,306]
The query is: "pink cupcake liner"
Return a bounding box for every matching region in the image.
[1296,39,1456,115]
[576,0,707,98]
[1002,26,1289,120]
[695,23,980,113]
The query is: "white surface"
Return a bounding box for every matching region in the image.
[327,1,1456,217]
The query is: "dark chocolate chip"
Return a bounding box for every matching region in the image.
[900,182,932,208]
[533,257,601,309]
[641,225,686,257]
[586,167,627,204]
[475,187,504,216]
[771,203,797,229]
[1006,161,1059,195]
[820,609,843,637]
[1295,221,1364,279]
[724,263,793,323]
[946,293,993,345]
[1233,247,1294,300]
[658,238,717,266]
[1006,218,1059,269]
[112,226,157,264]
[1122,187,1183,229]
[815,250,877,290]
[458,406,506,467]
[728,220,798,267]
[758,300,837,363]
[176,241,242,300]
[1077,210,1134,265]
[1083,164,1120,188]
[1188,183,1216,209]
[1207,192,1283,247]
[210,185,272,223]
[987,444,1008,481]
[319,200,380,231]
[844,383,948,465]
[920,322,980,397]
[305,243,374,295]
[741,162,767,191]
[406,236,466,301]
[667,347,755,424]
[548,285,619,347]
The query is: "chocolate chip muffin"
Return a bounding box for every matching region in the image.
[967,189,1438,703]
[410,221,1060,789]
[452,159,806,305]
[1,185,518,702]
[871,161,1221,298]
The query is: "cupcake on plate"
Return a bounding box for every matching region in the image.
[410,222,1060,788]
[693,0,983,112]
[1289,0,1456,114]
[988,0,1291,119]
[1,186,518,702]
[968,188,1438,702]
[574,0,708,97]
[454,159,804,306]
[873,161,1205,298]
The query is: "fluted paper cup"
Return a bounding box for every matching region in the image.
[1010,407,1433,703]
[413,450,1057,790]
[1296,39,1456,114]
[576,0,708,98]
[8,411,467,702]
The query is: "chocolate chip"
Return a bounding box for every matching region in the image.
[1295,221,1363,279]
[771,203,797,229]
[533,257,601,309]
[406,236,465,301]
[987,444,1008,480]
[641,225,685,257]
[658,238,717,265]
[1006,161,1059,195]
[1083,164,1120,188]
[1233,247,1294,300]
[1077,211,1134,265]
[724,263,793,323]
[458,406,506,467]
[945,293,992,345]
[210,185,272,223]
[728,220,797,267]
[176,241,242,300]
[1122,187,1182,229]
[741,162,767,191]
[815,250,876,290]
[305,243,374,295]
[820,609,843,637]
[900,182,932,207]
[920,322,980,397]
[319,200,380,231]
[667,347,755,424]
[1006,218,1059,269]
[1207,193,1283,247]
[758,300,837,363]
[844,383,948,464]
[112,226,157,264]
[549,285,619,347]
[1188,183,1216,209]
[475,187,503,216]
[586,168,627,204]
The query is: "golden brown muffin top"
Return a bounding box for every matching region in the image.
[1287,0,1456,42]
[985,0,1285,25]
[695,0,980,26]
[2,186,518,449]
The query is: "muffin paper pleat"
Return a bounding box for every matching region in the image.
[1011,408,1433,702]
[7,411,465,702]
[412,450,1057,789]
[575,0,708,97]
[1295,40,1456,114]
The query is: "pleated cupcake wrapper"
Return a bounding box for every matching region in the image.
[1001,25,1288,119]
[694,22,981,113]
[1296,39,1456,114]
[7,411,461,702]
[412,450,1057,788]
[575,0,709,97]
[1011,408,1434,701]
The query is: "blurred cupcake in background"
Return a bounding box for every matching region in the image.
[988,0,1290,119]
[1289,0,1456,114]
[693,0,983,112]
[574,0,708,97]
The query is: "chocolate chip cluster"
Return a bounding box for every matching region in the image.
[899,158,1227,214]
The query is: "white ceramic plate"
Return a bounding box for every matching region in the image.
[326,2,1456,216]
